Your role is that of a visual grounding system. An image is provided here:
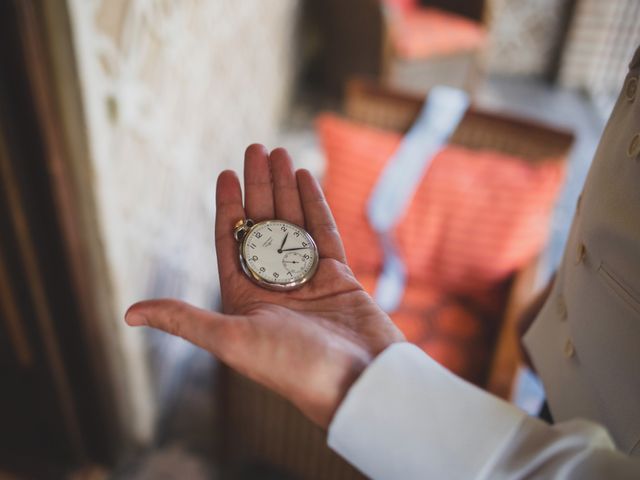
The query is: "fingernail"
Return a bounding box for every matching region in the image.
[125,311,148,326]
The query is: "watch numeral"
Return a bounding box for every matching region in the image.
[273,272,279,278]
[255,232,262,238]
[287,272,293,276]
[294,231,300,237]
[249,243,256,249]
[281,226,287,232]
[259,267,266,272]
[303,254,309,259]
[302,242,308,247]
[252,255,258,261]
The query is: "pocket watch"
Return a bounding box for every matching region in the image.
[233,219,319,290]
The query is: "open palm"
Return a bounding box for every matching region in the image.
[126,145,403,427]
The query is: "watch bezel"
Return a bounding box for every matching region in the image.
[238,219,319,291]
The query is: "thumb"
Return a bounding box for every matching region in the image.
[125,298,234,357]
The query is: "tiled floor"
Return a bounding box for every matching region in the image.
[111,332,219,479]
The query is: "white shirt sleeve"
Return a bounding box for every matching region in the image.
[327,343,640,480]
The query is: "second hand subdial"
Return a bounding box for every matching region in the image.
[282,251,308,274]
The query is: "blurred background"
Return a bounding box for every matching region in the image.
[1,0,638,478]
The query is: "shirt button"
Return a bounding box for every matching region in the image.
[575,243,587,264]
[564,338,576,358]
[628,133,640,158]
[625,76,638,102]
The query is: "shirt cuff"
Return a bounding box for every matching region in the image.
[327,342,527,480]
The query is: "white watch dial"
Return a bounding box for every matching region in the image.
[242,220,317,286]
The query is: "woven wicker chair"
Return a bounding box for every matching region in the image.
[217,78,574,480]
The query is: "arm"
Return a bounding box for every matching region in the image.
[125,145,639,479]
[329,343,640,479]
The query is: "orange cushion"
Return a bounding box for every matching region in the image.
[358,272,496,384]
[395,144,564,298]
[388,7,486,60]
[319,116,395,275]
[317,112,565,298]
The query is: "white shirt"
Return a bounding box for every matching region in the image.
[329,344,639,479]
[327,46,640,479]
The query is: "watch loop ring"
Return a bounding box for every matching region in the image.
[233,218,254,242]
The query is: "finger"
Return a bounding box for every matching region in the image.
[270,148,305,226]
[296,169,347,263]
[244,143,274,221]
[125,299,237,362]
[215,170,245,281]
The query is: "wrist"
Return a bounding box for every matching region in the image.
[296,347,374,429]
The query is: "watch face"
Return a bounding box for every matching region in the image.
[241,220,318,289]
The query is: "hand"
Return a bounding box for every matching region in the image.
[125,144,404,428]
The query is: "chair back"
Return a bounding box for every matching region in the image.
[345,77,574,162]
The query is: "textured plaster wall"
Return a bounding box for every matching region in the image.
[484,0,570,77]
[67,0,300,439]
[558,0,640,98]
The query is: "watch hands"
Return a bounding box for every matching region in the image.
[280,247,310,252]
[277,233,289,253]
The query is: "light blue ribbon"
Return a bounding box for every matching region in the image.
[368,86,470,312]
